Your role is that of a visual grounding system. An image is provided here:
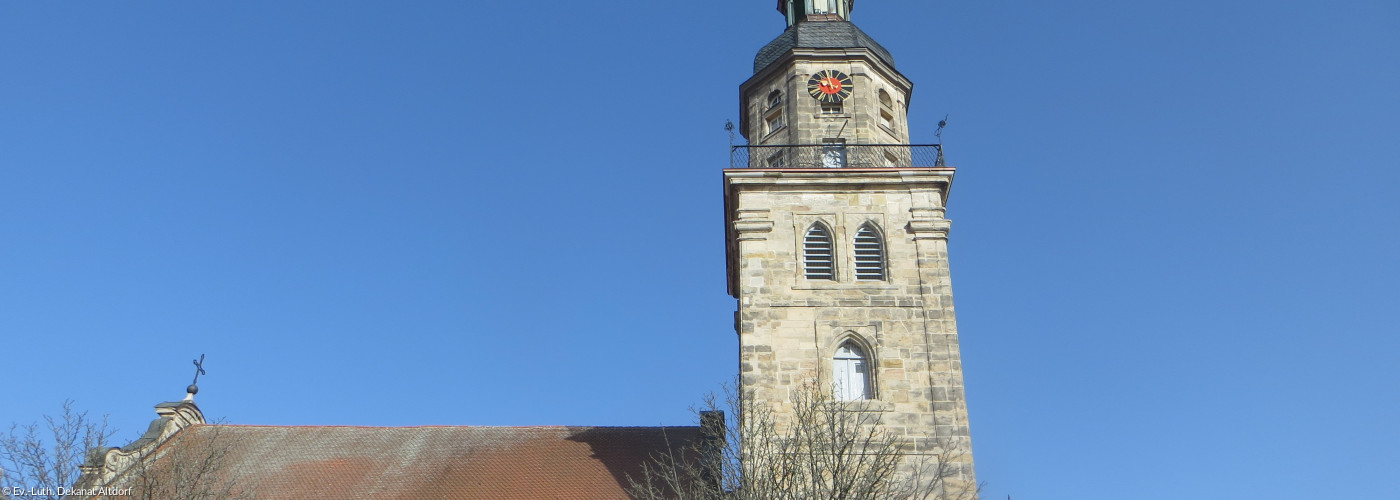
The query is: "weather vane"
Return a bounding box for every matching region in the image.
[725,119,735,147]
[934,115,949,167]
[188,354,206,397]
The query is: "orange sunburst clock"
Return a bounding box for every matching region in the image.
[806,70,854,103]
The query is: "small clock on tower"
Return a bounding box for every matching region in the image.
[807,70,853,103]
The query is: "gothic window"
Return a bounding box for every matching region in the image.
[878,89,896,131]
[833,341,872,401]
[853,223,886,280]
[764,90,784,135]
[803,223,835,280]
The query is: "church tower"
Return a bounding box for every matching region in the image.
[724,0,977,492]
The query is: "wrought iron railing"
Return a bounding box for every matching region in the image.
[729,144,944,169]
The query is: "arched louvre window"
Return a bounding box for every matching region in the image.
[833,342,872,401]
[853,223,886,280]
[803,223,835,280]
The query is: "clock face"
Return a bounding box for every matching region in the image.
[807,70,854,103]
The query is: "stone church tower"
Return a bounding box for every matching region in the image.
[724,0,977,491]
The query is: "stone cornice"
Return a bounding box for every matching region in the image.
[762,297,927,308]
[724,168,954,206]
[907,207,952,240]
[744,47,912,97]
[733,209,775,241]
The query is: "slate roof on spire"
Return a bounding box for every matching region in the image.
[753,21,896,74]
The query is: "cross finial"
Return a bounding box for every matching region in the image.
[186,354,206,399]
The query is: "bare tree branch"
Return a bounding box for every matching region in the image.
[3,402,250,500]
[0,401,116,500]
[122,422,251,500]
[628,382,982,500]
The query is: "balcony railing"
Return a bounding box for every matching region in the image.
[729,144,944,169]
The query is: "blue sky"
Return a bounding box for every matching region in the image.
[2,1,1396,498]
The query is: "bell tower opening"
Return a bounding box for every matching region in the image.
[779,0,854,26]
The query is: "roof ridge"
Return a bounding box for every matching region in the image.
[208,424,702,429]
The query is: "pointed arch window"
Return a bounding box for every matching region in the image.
[803,223,835,280]
[833,341,872,401]
[853,223,886,280]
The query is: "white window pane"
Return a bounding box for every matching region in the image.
[834,358,850,400]
[853,359,870,399]
[833,343,872,401]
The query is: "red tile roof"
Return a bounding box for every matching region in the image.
[134,424,700,500]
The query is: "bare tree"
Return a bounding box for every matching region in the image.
[3,401,249,500]
[120,423,250,500]
[628,383,980,500]
[0,401,116,500]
